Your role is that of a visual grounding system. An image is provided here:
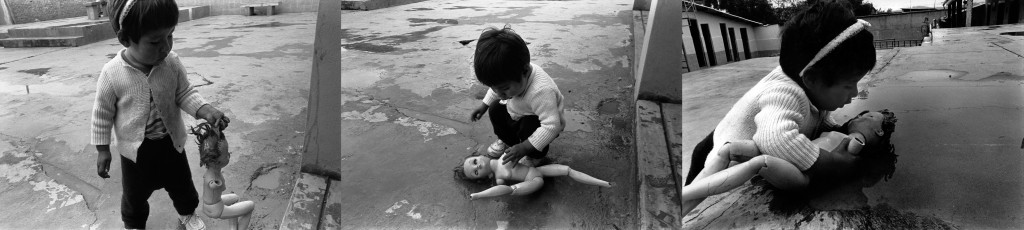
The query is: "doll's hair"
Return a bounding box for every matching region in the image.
[843,109,898,182]
[189,122,225,167]
[473,24,531,87]
[108,0,179,47]
[779,0,875,87]
[452,153,492,184]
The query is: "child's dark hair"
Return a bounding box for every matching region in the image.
[453,153,491,184]
[108,0,179,47]
[779,1,875,86]
[843,109,898,182]
[473,25,531,87]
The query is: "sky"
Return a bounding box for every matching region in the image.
[864,0,946,11]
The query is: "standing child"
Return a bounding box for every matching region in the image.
[682,1,877,215]
[92,0,229,229]
[468,25,566,167]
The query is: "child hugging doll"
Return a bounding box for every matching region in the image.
[454,152,612,199]
[683,1,877,215]
[92,0,228,229]
[467,25,566,167]
[682,110,897,202]
[189,122,255,230]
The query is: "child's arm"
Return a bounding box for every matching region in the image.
[168,54,209,119]
[91,72,116,178]
[751,85,835,171]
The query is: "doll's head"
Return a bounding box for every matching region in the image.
[842,109,898,183]
[844,109,897,147]
[453,154,493,184]
[189,122,230,168]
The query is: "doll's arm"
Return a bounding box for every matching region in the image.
[470,185,512,199]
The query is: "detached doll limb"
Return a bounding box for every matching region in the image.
[682,154,808,201]
[470,169,545,199]
[682,140,757,214]
[536,164,612,187]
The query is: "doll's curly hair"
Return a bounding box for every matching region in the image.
[453,152,492,184]
[189,122,226,167]
[842,109,898,182]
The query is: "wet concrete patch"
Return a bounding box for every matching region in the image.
[596,98,620,115]
[408,18,459,25]
[896,69,967,81]
[174,36,241,57]
[251,166,288,189]
[342,42,402,53]
[1000,31,1024,36]
[223,22,304,30]
[443,6,486,11]
[17,68,50,76]
[105,53,116,59]
[405,8,434,11]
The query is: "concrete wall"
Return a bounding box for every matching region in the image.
[682,10,762,71]
[752,24,780,57]
[6,0,86,24]
[859,10,946,41]
[175,0,318,16]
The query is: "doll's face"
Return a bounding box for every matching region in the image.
[849,111,885,146]
[462,155,493,179]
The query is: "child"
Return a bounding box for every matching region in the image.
[92,0,229,229]
[682,110,897,202]
[454,152,612,199]
[468,25,565,167]
[189,122,255,230]
[682,1,876,215]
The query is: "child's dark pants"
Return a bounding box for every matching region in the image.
[121,137,198,229]
[489,103,549,158]
[686,131,715,185]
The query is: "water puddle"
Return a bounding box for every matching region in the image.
[896,69,967,81]
[563,110,593,132]
[1000,31,1024,36]
[17,68,50,76]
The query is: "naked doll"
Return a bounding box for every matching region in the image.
[454,153,613,199]
[190,122,255,230]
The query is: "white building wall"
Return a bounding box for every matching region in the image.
[681,10,764,71]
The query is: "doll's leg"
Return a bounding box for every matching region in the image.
[221,194,240,205]
[683,155,768,201]
[724,140,760,163]
[682,141,748,214]
[219,200,255,230]
[537,164,612,187]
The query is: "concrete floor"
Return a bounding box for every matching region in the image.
[340,0,638,228]
[682,24,1024,229]
[0,13,317,229]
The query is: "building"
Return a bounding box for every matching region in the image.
[858,8,946,48]
[943,0,1024,27]
[679,2,778,73]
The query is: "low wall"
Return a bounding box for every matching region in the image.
[175,0,318,16]
[6,0,85,24]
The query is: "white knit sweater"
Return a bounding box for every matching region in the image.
[712,66,837,171]
[482,63,565,150]
[91,50,208,162]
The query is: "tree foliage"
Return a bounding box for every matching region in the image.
[706,0,878,25]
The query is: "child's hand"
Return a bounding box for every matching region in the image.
[96,149,111,178]
[198,105,230,130]
[469,103,489,122]
[501,142,537,166]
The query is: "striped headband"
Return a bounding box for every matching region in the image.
[799,19,872,77]
[118,0,138,33]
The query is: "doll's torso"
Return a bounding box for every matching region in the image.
[490,159,531,182]
[202,169,227,218]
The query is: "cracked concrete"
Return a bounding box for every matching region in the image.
[341,0,637,228]
[0,13,316,229]
[682,24,1024,229]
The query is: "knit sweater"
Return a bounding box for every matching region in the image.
[91,50,208,162]
[711,66,838,171]
[482,63,565,150]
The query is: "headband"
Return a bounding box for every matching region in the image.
[118,0,137,34]
[799,19,872,77]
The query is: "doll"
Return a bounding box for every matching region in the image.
[454,153,612,199]
[682,109,897,203]
[189,122,255,230]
